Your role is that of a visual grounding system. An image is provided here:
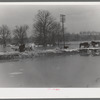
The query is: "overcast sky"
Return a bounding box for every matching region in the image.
[0,5,100,36]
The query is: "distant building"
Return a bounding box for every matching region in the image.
[80,31,100,35]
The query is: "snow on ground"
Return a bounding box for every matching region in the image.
[0,47,100,60]
[0,48,79,60]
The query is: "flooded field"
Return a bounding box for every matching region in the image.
[0,55,100,87]
[0,41,100,87]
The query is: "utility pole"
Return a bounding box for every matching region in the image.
[60,14,66,47]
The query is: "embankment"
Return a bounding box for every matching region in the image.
[0,48,79,60]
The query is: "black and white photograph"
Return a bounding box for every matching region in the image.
[0,2,100,88]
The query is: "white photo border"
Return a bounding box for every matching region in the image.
[0,2,100,98]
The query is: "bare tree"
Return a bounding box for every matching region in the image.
[13,25,28,45]
[0,25,11,47]
[48,22,61,46]
[33,10,56,47]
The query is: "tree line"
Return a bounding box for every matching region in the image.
[0,10,100,48]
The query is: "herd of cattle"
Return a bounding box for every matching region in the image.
[8,40,100,53]
[79,41,100,48]
[9,43,35,52]
[79,41,100,56]
[63,41,100,49]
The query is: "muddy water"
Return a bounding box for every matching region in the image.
[0,55,100,87]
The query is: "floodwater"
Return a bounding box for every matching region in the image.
[0,54,100,87]
[0,42,100,87]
